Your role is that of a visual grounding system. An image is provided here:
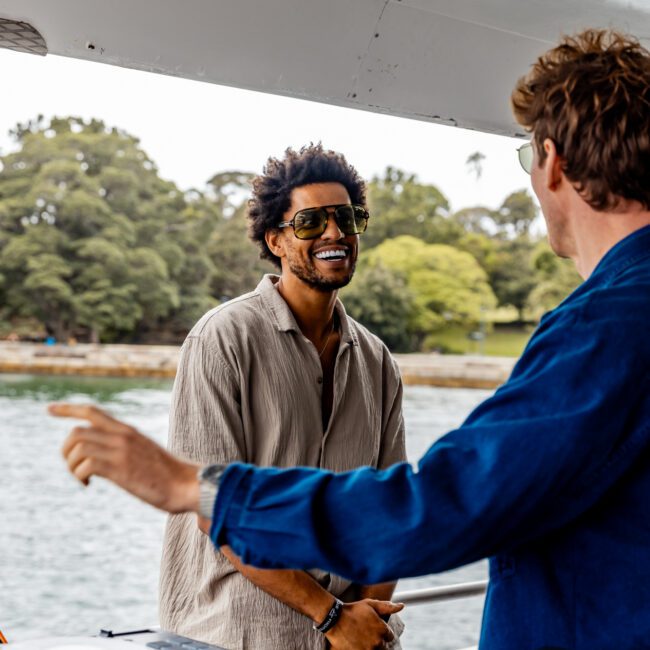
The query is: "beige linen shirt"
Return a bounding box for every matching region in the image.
[159,274,406,650]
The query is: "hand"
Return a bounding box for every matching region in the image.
[50,403,200,514]
[325,599,404,650]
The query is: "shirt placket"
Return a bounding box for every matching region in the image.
[318,341,352,465]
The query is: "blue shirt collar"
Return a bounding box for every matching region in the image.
[587,224,650,287]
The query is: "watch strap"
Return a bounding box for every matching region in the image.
[197,464,226,520]
[313,598,344,634]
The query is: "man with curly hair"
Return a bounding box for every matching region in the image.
[156,144,406,650]
[57,28,650,650]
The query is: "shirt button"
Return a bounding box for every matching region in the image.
[317,376,323,384]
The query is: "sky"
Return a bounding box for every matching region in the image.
[0,48,533,214]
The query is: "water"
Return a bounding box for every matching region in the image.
[0,375,490,649]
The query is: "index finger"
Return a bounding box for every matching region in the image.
[48,403,129,432]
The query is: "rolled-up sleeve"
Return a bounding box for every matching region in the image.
[168,336,245,464]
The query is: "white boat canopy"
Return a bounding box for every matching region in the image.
[0,0,649,137]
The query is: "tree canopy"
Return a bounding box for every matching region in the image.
[0,116,582,350]
[348,236,497,349]
[0,116,270,342]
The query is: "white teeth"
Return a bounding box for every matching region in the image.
[315,249,347,260]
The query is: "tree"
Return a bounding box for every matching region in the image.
[72,237,141,342]
[451,205,494,235]
[362,236,497,349]
[342,262,415,352]
[527,242,582,317]
[1,229,74,340]
[206,172,274,301]
[487,238,538,320]
[492,189,538,238]
[364,168,459,249]
[208,212,273,301]
[0,116,217,341]
[452,191,541,319]
[206,171,255,217]
[465,151,485,181]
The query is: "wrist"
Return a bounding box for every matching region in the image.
[308,592,338,626]
[313,598,344,634]
[172,461,201,514]
[197,463,227,519]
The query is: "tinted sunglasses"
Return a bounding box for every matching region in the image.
[277,204,369,240]
[517,141,534,174]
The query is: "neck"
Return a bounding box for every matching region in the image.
[276,273,337,339]
[569,200,650,278]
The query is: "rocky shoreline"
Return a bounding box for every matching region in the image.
[0,342,515,389]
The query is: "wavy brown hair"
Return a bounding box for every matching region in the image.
[511,29,650,210]
[248,144,366,268]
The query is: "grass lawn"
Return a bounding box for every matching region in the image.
[425,325,534,357]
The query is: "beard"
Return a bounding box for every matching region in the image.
[285,250,357,292]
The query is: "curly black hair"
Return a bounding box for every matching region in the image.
[248,143,366,268]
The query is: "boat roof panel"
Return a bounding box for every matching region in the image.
[1,0,649,136]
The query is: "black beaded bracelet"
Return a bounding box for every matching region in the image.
[313,598,344,634]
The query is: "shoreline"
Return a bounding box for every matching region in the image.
[0,342,515,389]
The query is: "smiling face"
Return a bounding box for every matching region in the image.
[266,182,360,292]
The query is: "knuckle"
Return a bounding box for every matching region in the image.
[77,441,91,456]
[116,433,132,451]
[86,405,104,419]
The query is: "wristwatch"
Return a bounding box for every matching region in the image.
[197,464,227,520]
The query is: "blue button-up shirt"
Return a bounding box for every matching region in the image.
[211,225,650,649]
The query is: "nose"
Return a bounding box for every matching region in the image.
[321,210,344,240]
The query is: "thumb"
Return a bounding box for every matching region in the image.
[365,599,405,615]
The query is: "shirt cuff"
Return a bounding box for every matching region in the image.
[209,462,253,548]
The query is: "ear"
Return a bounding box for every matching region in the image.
[542,138,564,191]
[265,229,286,259]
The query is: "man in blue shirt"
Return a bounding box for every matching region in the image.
[55,29,650,649]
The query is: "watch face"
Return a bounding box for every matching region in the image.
[200,463,226,485]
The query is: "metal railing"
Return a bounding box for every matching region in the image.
[394,579,488,605]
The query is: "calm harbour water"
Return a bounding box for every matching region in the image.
[0,375,490,649]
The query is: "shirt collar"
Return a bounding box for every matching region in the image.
[257,274,358,346]
[588,224,650,286]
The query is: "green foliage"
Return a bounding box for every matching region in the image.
[487,238,538,319]
[425,325,532,357]
[360,236,497,348]
[0,116,266,342]
[452,206,494,235]
[0,119,582,351]
[527,242,582,316]
[492,189,538,238]
[448,191,543,320]
[465,151,485,181]
[209,206,272,301]
[364,168,459,249]
[342,263,415,352]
